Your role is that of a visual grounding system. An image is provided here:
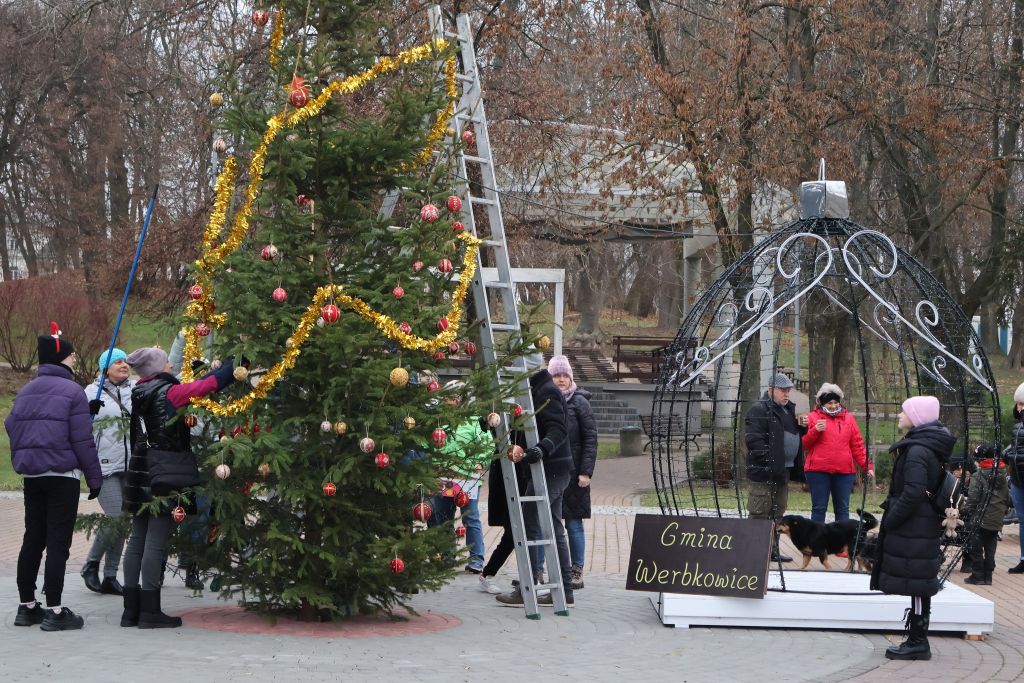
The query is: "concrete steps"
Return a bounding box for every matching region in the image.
[582,387,642,435]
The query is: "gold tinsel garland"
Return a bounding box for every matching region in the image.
[182,38,476,417]
[268,9,285,69]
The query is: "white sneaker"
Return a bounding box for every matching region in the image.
[478,575,503,594]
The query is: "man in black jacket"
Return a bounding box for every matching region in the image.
[744,372,808,562]
[496,352,575,607]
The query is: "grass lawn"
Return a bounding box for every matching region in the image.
[641,481,888,515]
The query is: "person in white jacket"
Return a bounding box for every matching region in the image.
[80,348,134,595]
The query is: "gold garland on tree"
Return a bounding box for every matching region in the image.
[182,39,474,417]
[268,9,285,69]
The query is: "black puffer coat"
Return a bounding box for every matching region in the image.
[1004,416,1024,487]
[870,421,956,597]
[744,394,806,483]
[562,389,598,519]
[124,374,189,515]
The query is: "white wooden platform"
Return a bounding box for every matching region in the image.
[653,571,994,636]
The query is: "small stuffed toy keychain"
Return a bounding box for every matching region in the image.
[942,504,964,539]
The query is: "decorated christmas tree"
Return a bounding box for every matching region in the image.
[175,2,529,619]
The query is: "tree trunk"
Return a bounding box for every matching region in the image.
[572,244,608,346]
[980,303,1003,356]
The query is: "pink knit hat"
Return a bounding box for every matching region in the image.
[547,354,573,381]
[902,396,940,427]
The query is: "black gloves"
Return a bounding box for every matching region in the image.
[88,399,105,416]
[523,445,544,464]
[88,487,101,500]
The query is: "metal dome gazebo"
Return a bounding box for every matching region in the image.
[650,169,1000,585]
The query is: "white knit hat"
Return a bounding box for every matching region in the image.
[1015,382,1024,404]
[815,382,844,403]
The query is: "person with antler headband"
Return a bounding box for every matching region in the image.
[7,322,102,631]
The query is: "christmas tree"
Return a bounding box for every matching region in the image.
[175,2,529,620]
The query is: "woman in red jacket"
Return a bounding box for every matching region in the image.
[802,383,872,523]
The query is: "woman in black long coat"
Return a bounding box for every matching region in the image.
[547,355,597,589]
[871,396,956,661]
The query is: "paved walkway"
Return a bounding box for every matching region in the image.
[2,457,1024,682]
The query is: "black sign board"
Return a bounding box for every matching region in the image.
[625,514,773,599]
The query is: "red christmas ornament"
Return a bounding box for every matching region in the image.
[432,428,447,447]
[252,9,270,26]
[419,203,440,223]
[390,557,406,574]
[438,258,453,274]
[398,321,412,334]
[436,316,450,332]
[241,481,255,495]
[321,304,341,323]
[454,525,467,538]
[188,284,204,300]
[296,194,311,208]
[184,415,198,428]
[441,482,463,498]
[445,195,463,212]
[463,341,477,356]
[272,287,287,302]
[454,491,470,508]
[452,221,465,232]
[412,260,424,272]
[196,322,211,337]
[392,285,404,299]
[260,244,278,261]
[230,425,244,437]
[412,502,433,522]
[514,404,524,418]
[323,481,337,496]
[374,452,390,468]
[171,506,187,523]
[287,75,310,108]
[448,341,460,354]
[427,380,440,392]
[253,422,261,433]
[433,351,446,360]
[461,130,476,145]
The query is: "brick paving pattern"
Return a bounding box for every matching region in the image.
[2,456,1023,682]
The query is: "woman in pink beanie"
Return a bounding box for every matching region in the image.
[871,395,955,661]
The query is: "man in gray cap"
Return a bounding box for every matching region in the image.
[744,372,808,562]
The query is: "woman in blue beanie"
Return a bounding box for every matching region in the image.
[80,348,133,596]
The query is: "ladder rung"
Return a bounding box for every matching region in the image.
[469,196,497,206]
[463,154,489,164]
[518,496,546,503]
[484,280,511,289]
[480,239,504,248]
[455,112,484,124]
[490,323,517,332]
[456,73,474,83]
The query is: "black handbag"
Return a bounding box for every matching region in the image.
[147,447,200,496]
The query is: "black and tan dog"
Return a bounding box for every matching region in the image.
[777,510,879,569]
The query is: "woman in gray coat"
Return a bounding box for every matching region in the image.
[80,348,133,596]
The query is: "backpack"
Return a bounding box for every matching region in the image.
[927,469,962,517]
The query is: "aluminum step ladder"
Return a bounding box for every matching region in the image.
[429,6,568,619]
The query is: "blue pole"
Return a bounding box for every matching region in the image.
[94,185,159,408]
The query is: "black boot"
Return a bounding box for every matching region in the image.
[120,586,140,627]
[137,589,182,629]
[959,555,972,573]
[184,563,204,590]
[1009,560,1024,574]
[965,572,992,586]
[100,576,124,595]
[885,611,931,660]
[81,561,102,593]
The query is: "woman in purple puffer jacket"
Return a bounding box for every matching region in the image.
[6,323,103,632]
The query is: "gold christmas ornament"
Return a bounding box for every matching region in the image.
[389,367,410,387]
[209,93,224,107]
[487,412,502,428]
[333,421,348,435]
[257,463,271,478]
[403,416,416,430]
[535,335,551,351]
[233,366,249,382]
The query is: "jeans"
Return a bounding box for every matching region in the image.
[565,518,585,568]
[86,472,127,578]
[123,512,175,591]
[1011,482,1024,560]
[524,469,572,591]
[17,476,80,606]
[425,494,484,568]
[805,471,857,522]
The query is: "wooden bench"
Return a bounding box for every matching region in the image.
[612,336,676,382]
[640,413,702,451]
